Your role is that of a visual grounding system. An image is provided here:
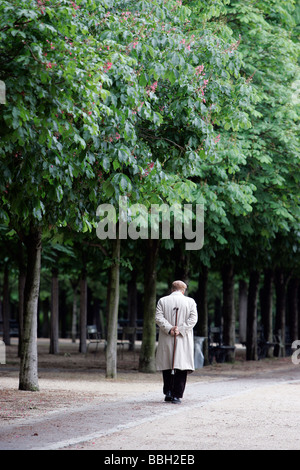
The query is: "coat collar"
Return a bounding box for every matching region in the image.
[171,291,184,295]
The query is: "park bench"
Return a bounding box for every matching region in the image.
[208,326,235,364]
[86,325,106,354]
[117,326,137,359]
[0,320,19,338]
[257,337,277,359]
[255,328,292,359]
[257,327,277,359]
[273,329,292,357]
[284,328,293,356]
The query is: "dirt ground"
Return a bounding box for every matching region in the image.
[1,338,300,450]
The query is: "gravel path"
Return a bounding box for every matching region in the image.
[1,340,300,451]
[1,362,299,450]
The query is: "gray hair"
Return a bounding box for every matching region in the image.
[171,280,187,292]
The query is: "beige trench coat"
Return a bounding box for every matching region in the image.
[155,291,198,371]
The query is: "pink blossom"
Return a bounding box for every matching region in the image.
[71,1,80,10]
[103,62,112,73]
[195,65,204,75]
[147,81,158,94]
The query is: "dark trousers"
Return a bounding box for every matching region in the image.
[162,369,188,398]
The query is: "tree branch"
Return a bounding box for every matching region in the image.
[81,240,108,257]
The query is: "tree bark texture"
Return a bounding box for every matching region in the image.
[139,239,159,373]
[127,270,138,351]
[274,268,290,357]
[79,272,87,354]
[195,265,209,365]
[174,242,190,285]
[19,227,42,391]
[18,242,26,357]
[49,268,59,354]
[246,270,260,361]
[106,237,120,379]
[221,263,235,361]
[287,278,299,343]
[71,283,78,343]
[2,263,10,346]
[260,269,274,356]
[238,280,248,345]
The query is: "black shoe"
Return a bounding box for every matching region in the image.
[171,397,181,404]
[164,391,172,402]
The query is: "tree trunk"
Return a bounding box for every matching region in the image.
[40,298,50,338]
[79,271,87,354]
[214,296,222,327]
[298,284,300,340]
[238,280,248,345]
[49,268,59,354]
[195,265,209,365]
[288,278,299,343]
[274,268,290,357]
[139,239,159,373]
[60,288,67,338]
[18,242,26,357]
[260,269,274,356]
[2,263,10,346]
[174,242,190,285]
[106,237,120,378]
[71,283,78,343]
[221,263,235,361]
[127,270,138,351]
[99,308,106,340]
[19,227,42,391]
[246,270,260,361]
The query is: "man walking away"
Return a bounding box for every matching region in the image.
[155,280,198,404]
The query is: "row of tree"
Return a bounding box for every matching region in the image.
[1,234,299,373]
[0,0,299,390]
